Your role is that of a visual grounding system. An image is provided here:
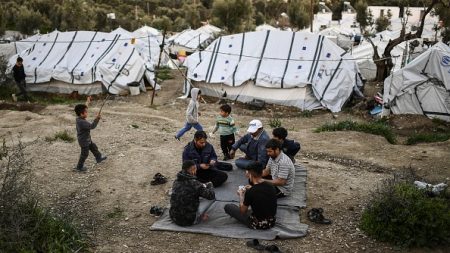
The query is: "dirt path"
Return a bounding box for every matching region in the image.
[0,73,449,253]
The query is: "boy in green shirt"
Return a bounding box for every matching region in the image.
[211,104,237,160]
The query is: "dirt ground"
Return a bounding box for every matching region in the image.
[0,71,449,253]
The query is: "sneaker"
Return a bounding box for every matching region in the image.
[74,166,88,172]
[11,94,17,102]
[149,206,164,217]
[96,156,107,163]
[174,136,180,142]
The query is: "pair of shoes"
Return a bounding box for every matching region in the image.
[74,166,87,172]
[96,156,107,163]
[246,239,282,252]
[149,206,164,217]
[307,208,332,224]
[151,173,168,185]
[174,136,180,142]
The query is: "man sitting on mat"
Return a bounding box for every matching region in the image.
[262,139,295,198]
[182,130,229,187]
[170,160,215,226]
[224,161,277,229]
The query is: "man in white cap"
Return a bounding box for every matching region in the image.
[229,119,270,169]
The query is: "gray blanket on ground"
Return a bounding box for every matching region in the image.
[150,164,308,240]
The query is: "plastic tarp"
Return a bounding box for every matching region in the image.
[383,42,450,121]
[184,30,363,112]
[8,30,156,95]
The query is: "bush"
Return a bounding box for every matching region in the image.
[0,139,87,252]
[315,120,397,144]
[269,118,282,128]
[406,133,450,145]
[360,176,450,248]
[45,130,75,143]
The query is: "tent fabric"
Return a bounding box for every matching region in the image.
[383,42,450,122]
[168,24,222,52]
[8,30,156,95]
[150,164,308,239]
[185,30,363,112]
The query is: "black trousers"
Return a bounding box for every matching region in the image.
[16,80,30,100]
[220,133,235,158]
[196,167,228,187]
[224,203,250,227]
[77,142,102,169]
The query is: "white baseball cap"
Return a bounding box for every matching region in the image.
[247,119,263,133]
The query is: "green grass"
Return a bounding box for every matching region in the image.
[156,68,173,80]
[0,83,17,100]
[406,133,450,145]
[315,120,397,144]
[300,110,313,118]
[0,202,88,252]
[45,130,75,143]
[269,118,282,128]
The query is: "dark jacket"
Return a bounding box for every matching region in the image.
[231,130,270,165]
[182,141,218,170]
[76,117,99,147]
[12,65,26,83]
[169,171,215,226]
[282,138,301,162]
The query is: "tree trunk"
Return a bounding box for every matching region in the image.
[374,0,439,82]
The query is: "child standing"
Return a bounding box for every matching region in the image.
[74,97,107,172]
[211,104,237,160]
[175,88,203,141]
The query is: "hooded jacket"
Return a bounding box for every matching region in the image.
[169,171,215,226]
[186,88,200,124]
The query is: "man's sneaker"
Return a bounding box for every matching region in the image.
[74,166,88,172]
[96,156,107,163]
[174,136,180,142]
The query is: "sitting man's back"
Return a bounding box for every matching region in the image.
[170,160,215,226]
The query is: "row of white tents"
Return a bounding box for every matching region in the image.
[4,24,449,120]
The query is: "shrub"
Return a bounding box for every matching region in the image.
[0,139,87,252]
[360,176,450,248]
[45,130,75,143]
[269,118,282,128]
[315,120,397,144]
[406,133,450,145]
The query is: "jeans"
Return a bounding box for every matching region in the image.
[15,80,30,100]
[176,122,203,139]
[235,158,254,170]
[77,142,102,169]
[224,203,250,227]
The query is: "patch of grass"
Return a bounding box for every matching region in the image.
[106,206,125,219]
[0,83,17,100]
[300,110,312,118]
[31,94,82,105]
[156,68,173,80]
[45,130,75,143]
[360,175,450,248]
[432,118,448,126]
[269,118,282,128]
[406,133,450,145]
[315,120,397,144]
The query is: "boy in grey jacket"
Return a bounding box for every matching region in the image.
[74,97,107,171]
[175,88,203,141]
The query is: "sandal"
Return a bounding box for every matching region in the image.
[246,239,265,251]
[151,173,168,185]
[307,208,332,225]
[149,206,164,217]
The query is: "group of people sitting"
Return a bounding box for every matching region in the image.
[169,119,300,230]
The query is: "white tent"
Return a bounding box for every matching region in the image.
[13,33,42,55]
[318,27,355,50]
[255,24,278,32]
[167,24,222,53]
[9,30,156,95]
[383,42,450,121]
[184,30,363,112]
[133,25,163,43]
